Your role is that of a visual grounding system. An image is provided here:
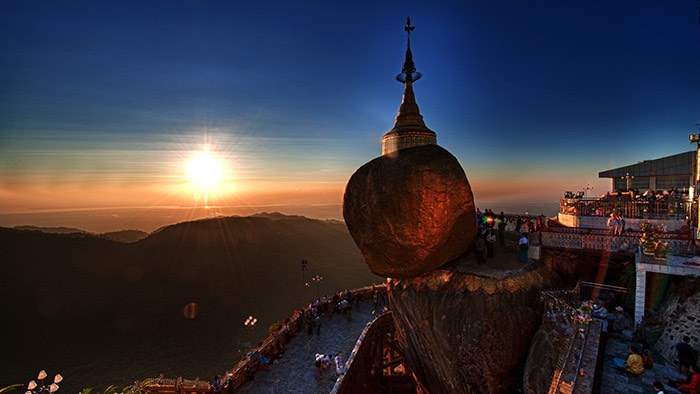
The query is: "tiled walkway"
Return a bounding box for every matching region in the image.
[601,335,686,393]
[236,299,380,393]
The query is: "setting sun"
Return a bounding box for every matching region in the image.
[187,150,223,189]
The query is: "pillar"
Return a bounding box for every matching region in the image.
[634,260,647,328]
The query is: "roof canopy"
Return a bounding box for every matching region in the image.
[598,151,695,178]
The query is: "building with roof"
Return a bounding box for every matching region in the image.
[598,150,695,193]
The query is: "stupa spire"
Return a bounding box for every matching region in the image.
[396,16,421,84]
[382,17,436,156]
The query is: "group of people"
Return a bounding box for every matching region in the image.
[314,352,344,380]
[613,335,699,394]
[591,301,630,334]
[304,290,357,335]
[474,209,548,264]
[607,212,626,235]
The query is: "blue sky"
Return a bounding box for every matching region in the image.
[1,1,699,227]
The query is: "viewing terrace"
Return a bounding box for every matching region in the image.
[558,197,694,232]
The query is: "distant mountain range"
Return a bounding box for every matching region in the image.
[13,225,150,243]
[0,213,379,391]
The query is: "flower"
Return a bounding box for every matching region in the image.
[27,381,37,390]
[37,371,47,380]
[49,383,59,393]
[53,374,63,384]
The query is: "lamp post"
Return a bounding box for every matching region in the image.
[311,275,323,298]
[300,259,307,288]
[26,370,62,394]
[621,173,634,192]
[583,183,594,198]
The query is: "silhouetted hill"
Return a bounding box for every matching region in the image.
[14,225,87,234]
[0,214,379,391]
[12,225,150,243]
[102,229,149,243]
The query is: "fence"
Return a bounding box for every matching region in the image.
[540,227,696,255]
[140,284,387,393]
[559,198,693,221]
[543,282,627,394]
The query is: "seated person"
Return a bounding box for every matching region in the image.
[613,346,644,375]
[610,307,629,333]
[669,364,700,394]
[592,302,608,318]
[591,302,609,331]
[640,340,654,370]
[652,381,665,394]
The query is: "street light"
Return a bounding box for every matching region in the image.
[244,315,257,329]
[26,370,62,394]
[621,173,634,191]
[311,275,323,298]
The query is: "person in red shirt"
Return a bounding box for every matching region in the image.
[678,364,700,394]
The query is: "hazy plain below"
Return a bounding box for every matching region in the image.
[0,201,560,234]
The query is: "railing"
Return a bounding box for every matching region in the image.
[331,311,414,394]
[224,284,386,391]
[540,227,696,255]
[559,198,693,220]
[143,376,212,393]
[543,282,626,394]
[330,312,394,393]
[139,284,387,393]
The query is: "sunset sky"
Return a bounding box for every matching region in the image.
[1,1,700,231]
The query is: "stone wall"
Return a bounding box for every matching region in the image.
[654,291,700,364]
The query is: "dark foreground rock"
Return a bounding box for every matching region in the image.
[388,253,553,393]
[343,144,477,278]
[522,325,567,394]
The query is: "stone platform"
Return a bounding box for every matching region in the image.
[236,299,379,393]
[600,335,686,393]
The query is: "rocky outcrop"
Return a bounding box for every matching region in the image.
[655,291,700,363]
[522,325,568,394]
[343,145,477,278]
[388,254,553,393]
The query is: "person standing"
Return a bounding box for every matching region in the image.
[486,229,496,258]
[315,315,321,335]
[677,336,697,375]
[518,232,529,262]
[334,353,343,376]
[211,375,223,394]
[497,212,506,246]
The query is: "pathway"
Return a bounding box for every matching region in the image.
[236,299,380,393]
[600,335,686,393]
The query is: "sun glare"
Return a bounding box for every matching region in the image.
[187,151,223,189]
